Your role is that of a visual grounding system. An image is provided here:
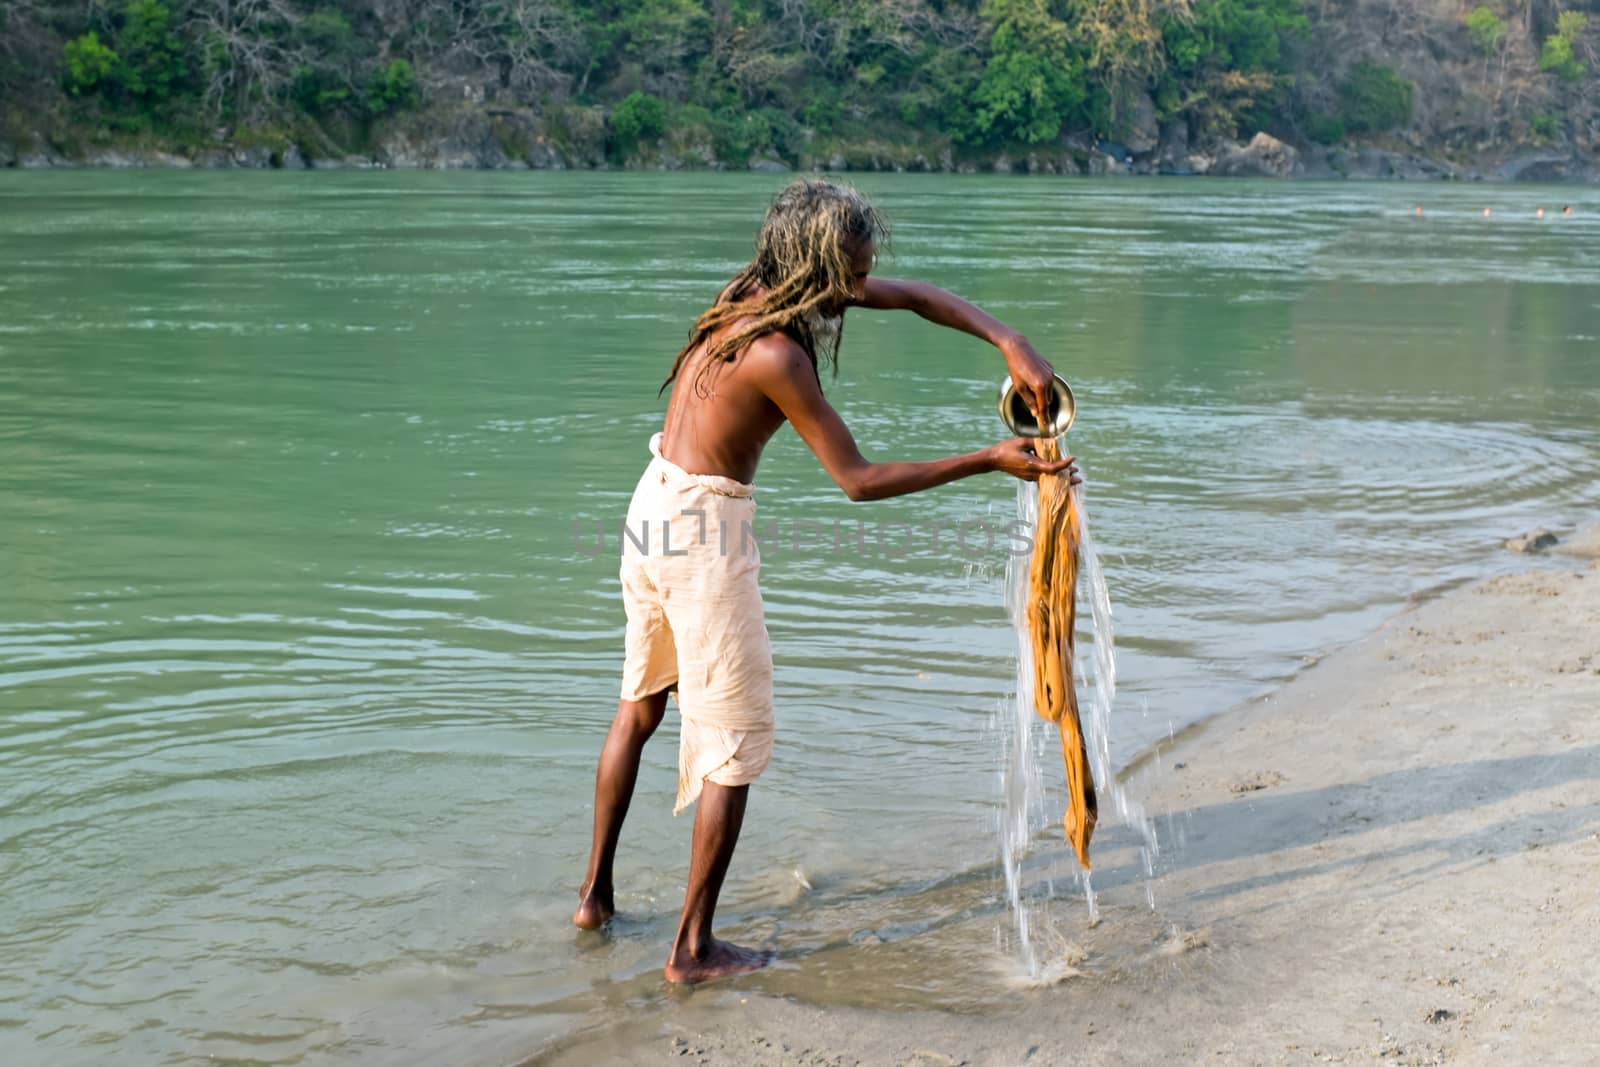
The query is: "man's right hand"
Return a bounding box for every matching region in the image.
[986,439,1079,483]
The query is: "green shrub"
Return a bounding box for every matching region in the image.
[1465,7,1507,54]
[970,49,1087,145]
[367,59,417,116]
[609,91,667,144]
[802,93,841,131]
[1540,35,1584,82]
[290,65,348,115]
[1339,61,1413,132]
[64,32,119,95]
[958,0,1090,146]
[1305,113,1345,144]
[1541,13,1588,83]
[1529,112,1559,141]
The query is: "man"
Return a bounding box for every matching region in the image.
[574,179,1078,983]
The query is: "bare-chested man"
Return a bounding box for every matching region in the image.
[574,179,1079,983]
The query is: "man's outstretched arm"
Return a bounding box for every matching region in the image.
[745,334,1075,502]
[853,278,1059,424]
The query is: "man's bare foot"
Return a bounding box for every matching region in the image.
[663,938,772,984]
[573,886,614,930]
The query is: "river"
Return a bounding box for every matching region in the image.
[2,172,1597,1064]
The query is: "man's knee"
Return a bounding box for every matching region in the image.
[617,691,668,736]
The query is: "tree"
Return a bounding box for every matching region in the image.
[1465,7,1507,55]
[118,0,189,105]
[190,0,302,122]
[968,0,1087,145]
[1540,10,1588,83]
[289,8,361,116]
[1066,0,1164,123]
[1157,0,1305,139]
[64,31,119,95]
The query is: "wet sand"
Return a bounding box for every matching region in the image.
[530,531,1600,1066]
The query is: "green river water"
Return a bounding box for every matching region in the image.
[2,172,1597,1064]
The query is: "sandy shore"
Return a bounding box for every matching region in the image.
[531,531,1600,1067]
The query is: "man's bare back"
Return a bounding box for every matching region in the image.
[658,323,791,485]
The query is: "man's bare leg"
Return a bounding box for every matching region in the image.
[663,780,771,983]
[574,690,669,930]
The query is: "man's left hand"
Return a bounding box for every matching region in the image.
[999,335,1056,425]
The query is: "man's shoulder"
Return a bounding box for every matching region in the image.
[740,329,814,382]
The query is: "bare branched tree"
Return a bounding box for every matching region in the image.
[406,0,582,103]
[188,0,304,124]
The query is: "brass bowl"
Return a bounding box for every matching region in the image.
[997,373,1076,438]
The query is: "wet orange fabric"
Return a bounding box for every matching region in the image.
[1025,436,1098,868]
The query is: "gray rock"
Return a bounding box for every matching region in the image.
[85,149,144,168]
[1501,152,1580,182]
[1126,92,1159,156]
[1155,118,1189,172]
[1212,132,1298,178]
[527,139,565,169]
[1505,528,1559,553]
[235,145,273,168]
[19,132,67,168]
[280,144,307,170]
[379,125,510,169]
[748,157,789,172]
[992,153,1013,174]
[1340,147,1455,181]
[380,135,423,168]
[1296,143,1338,180]
[1087,152,1124,176]
[0,141,16,168]
[197,149,233,169]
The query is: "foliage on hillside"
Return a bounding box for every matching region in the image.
[1,0,1597,164]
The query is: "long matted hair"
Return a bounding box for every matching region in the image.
[661,179,889,395]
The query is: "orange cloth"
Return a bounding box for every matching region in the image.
[620,433,775,814]
[1025,436,1098,868]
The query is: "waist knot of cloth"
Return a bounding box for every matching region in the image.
[646,432,754,499]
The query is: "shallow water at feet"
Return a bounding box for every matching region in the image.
[2,173,1599,1063]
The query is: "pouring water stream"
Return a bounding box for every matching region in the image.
[996,448,1160,978]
